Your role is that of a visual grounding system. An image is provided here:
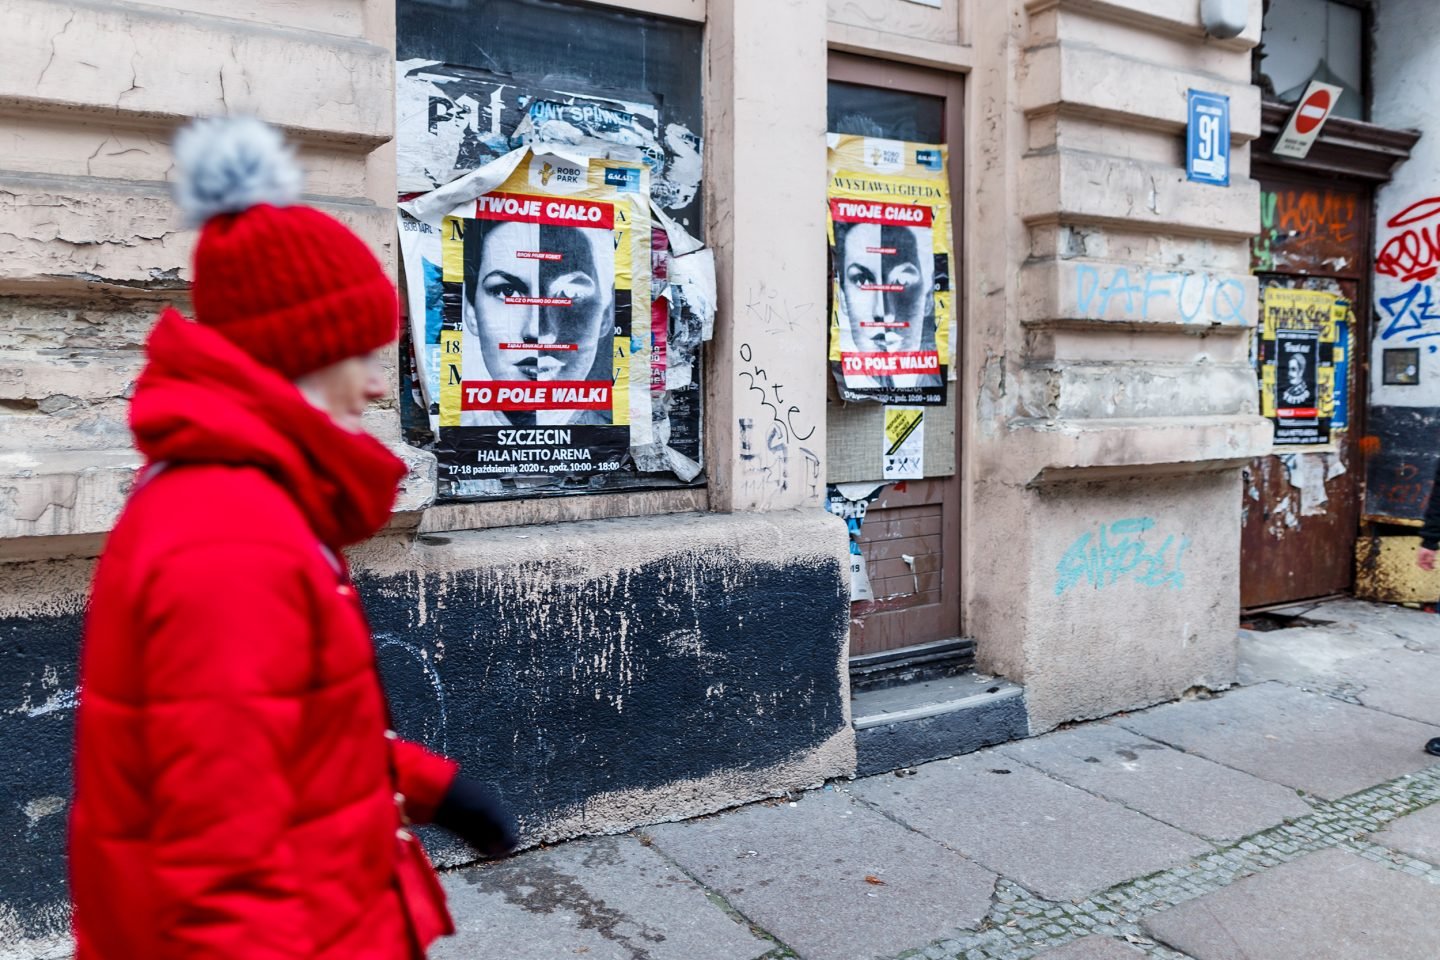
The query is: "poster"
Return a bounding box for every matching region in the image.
[825,483,887,602]
[882,406,924,480]
[827,135,954,406]
[1259,287,1349,449]
[401,148,652,490]
[397,58,714,498]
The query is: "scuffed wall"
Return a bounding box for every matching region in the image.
[357,510,856,854]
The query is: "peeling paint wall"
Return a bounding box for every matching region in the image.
[359,511,855,854]
[0,0,408,546]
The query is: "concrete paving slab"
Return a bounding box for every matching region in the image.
[1143,847,1440,960]
[431,834,770,960]
[998,723,1312,842]
[641,788,996,960]
[1115,682,1440,800]
[849,750,1211,902]
[1305,599,1440,652]
[1035,936,1149,959]
[1371,802,1440,865]
[1338,649,1440,726]
[1240,601,1440,689]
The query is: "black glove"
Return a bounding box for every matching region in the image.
[433,778,518,857]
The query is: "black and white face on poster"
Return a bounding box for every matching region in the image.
[460,216,617,428]
[1279,330,1319,411]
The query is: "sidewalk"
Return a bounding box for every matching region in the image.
[431,600,1440,960]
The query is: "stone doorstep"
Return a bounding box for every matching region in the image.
[851,670,1030,777]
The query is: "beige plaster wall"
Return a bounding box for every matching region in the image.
[1,0,1273,737]
[705,0,831,512]
[959,0,1269,728]
[0,0,413,555]
[1017,471,1241,731]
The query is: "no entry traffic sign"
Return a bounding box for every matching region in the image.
[1273,80,1344,159]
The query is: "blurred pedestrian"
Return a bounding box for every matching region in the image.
[69,117,516,959]
[1419,456,1439,575]
[1419,455,1439,755]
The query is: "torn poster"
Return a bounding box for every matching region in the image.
[400,146,716,496]
[398,59,713,498]
[400,147,651,491]
[1259,287,1349,449]
[825,483,887,602]
[827,135,955,406]
[397,60,703,230]
[882,406,924,480]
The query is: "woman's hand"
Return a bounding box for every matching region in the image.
[433,778,519,858]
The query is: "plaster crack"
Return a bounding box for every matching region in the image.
[37,12,77,89]
[117,51,141,105]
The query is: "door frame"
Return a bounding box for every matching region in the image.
[827,52,968,653]
[1242,168,1376,608]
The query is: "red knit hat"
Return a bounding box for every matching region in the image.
[174,117,397,379]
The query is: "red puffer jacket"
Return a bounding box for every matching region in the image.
[71,309,458,960]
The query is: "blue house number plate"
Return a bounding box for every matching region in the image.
[1187,90,1230,187]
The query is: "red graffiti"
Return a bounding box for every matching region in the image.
[1377,197,1440,283]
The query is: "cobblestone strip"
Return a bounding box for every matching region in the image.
[892,765,1440,960]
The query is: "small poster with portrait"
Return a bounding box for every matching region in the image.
[827,135,955,406]
[401,148,652,490]
[1259,286,1349,449]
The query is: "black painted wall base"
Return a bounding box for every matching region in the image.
[361,521,853,847]
[854,686,1030,777]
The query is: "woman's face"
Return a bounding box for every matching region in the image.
[468,220,609,382]
[840,223,928,354]
[295,350,387,433]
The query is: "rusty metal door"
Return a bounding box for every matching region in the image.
[1242,178,1370,608]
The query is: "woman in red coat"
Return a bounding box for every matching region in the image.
[69,117,514,959]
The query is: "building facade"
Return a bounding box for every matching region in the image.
[0,0,1302,953]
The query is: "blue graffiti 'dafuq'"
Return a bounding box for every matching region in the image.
[1075,264,1247,326]
[1054,518,1191,596]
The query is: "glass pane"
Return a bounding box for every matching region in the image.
[827,81,945,142]
[399,0,704,138]
[1259,0,1364,120]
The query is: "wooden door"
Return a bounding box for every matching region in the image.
[1242,178,1370,607]
[826,55,964,656]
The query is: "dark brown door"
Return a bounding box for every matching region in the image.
[827,55,964,656]
[1242,178,1370,608]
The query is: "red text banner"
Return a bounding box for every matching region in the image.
[829,199,933,228]
[840,351,942,377]
[461,380,612,411]
[473,192,616,230]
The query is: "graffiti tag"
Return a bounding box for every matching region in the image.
[1055,518,1190,596]
[1378,281,1440,346]
[1075,265,1247,325]
[1254,188,1359,273]
[1377,196,1440,283]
